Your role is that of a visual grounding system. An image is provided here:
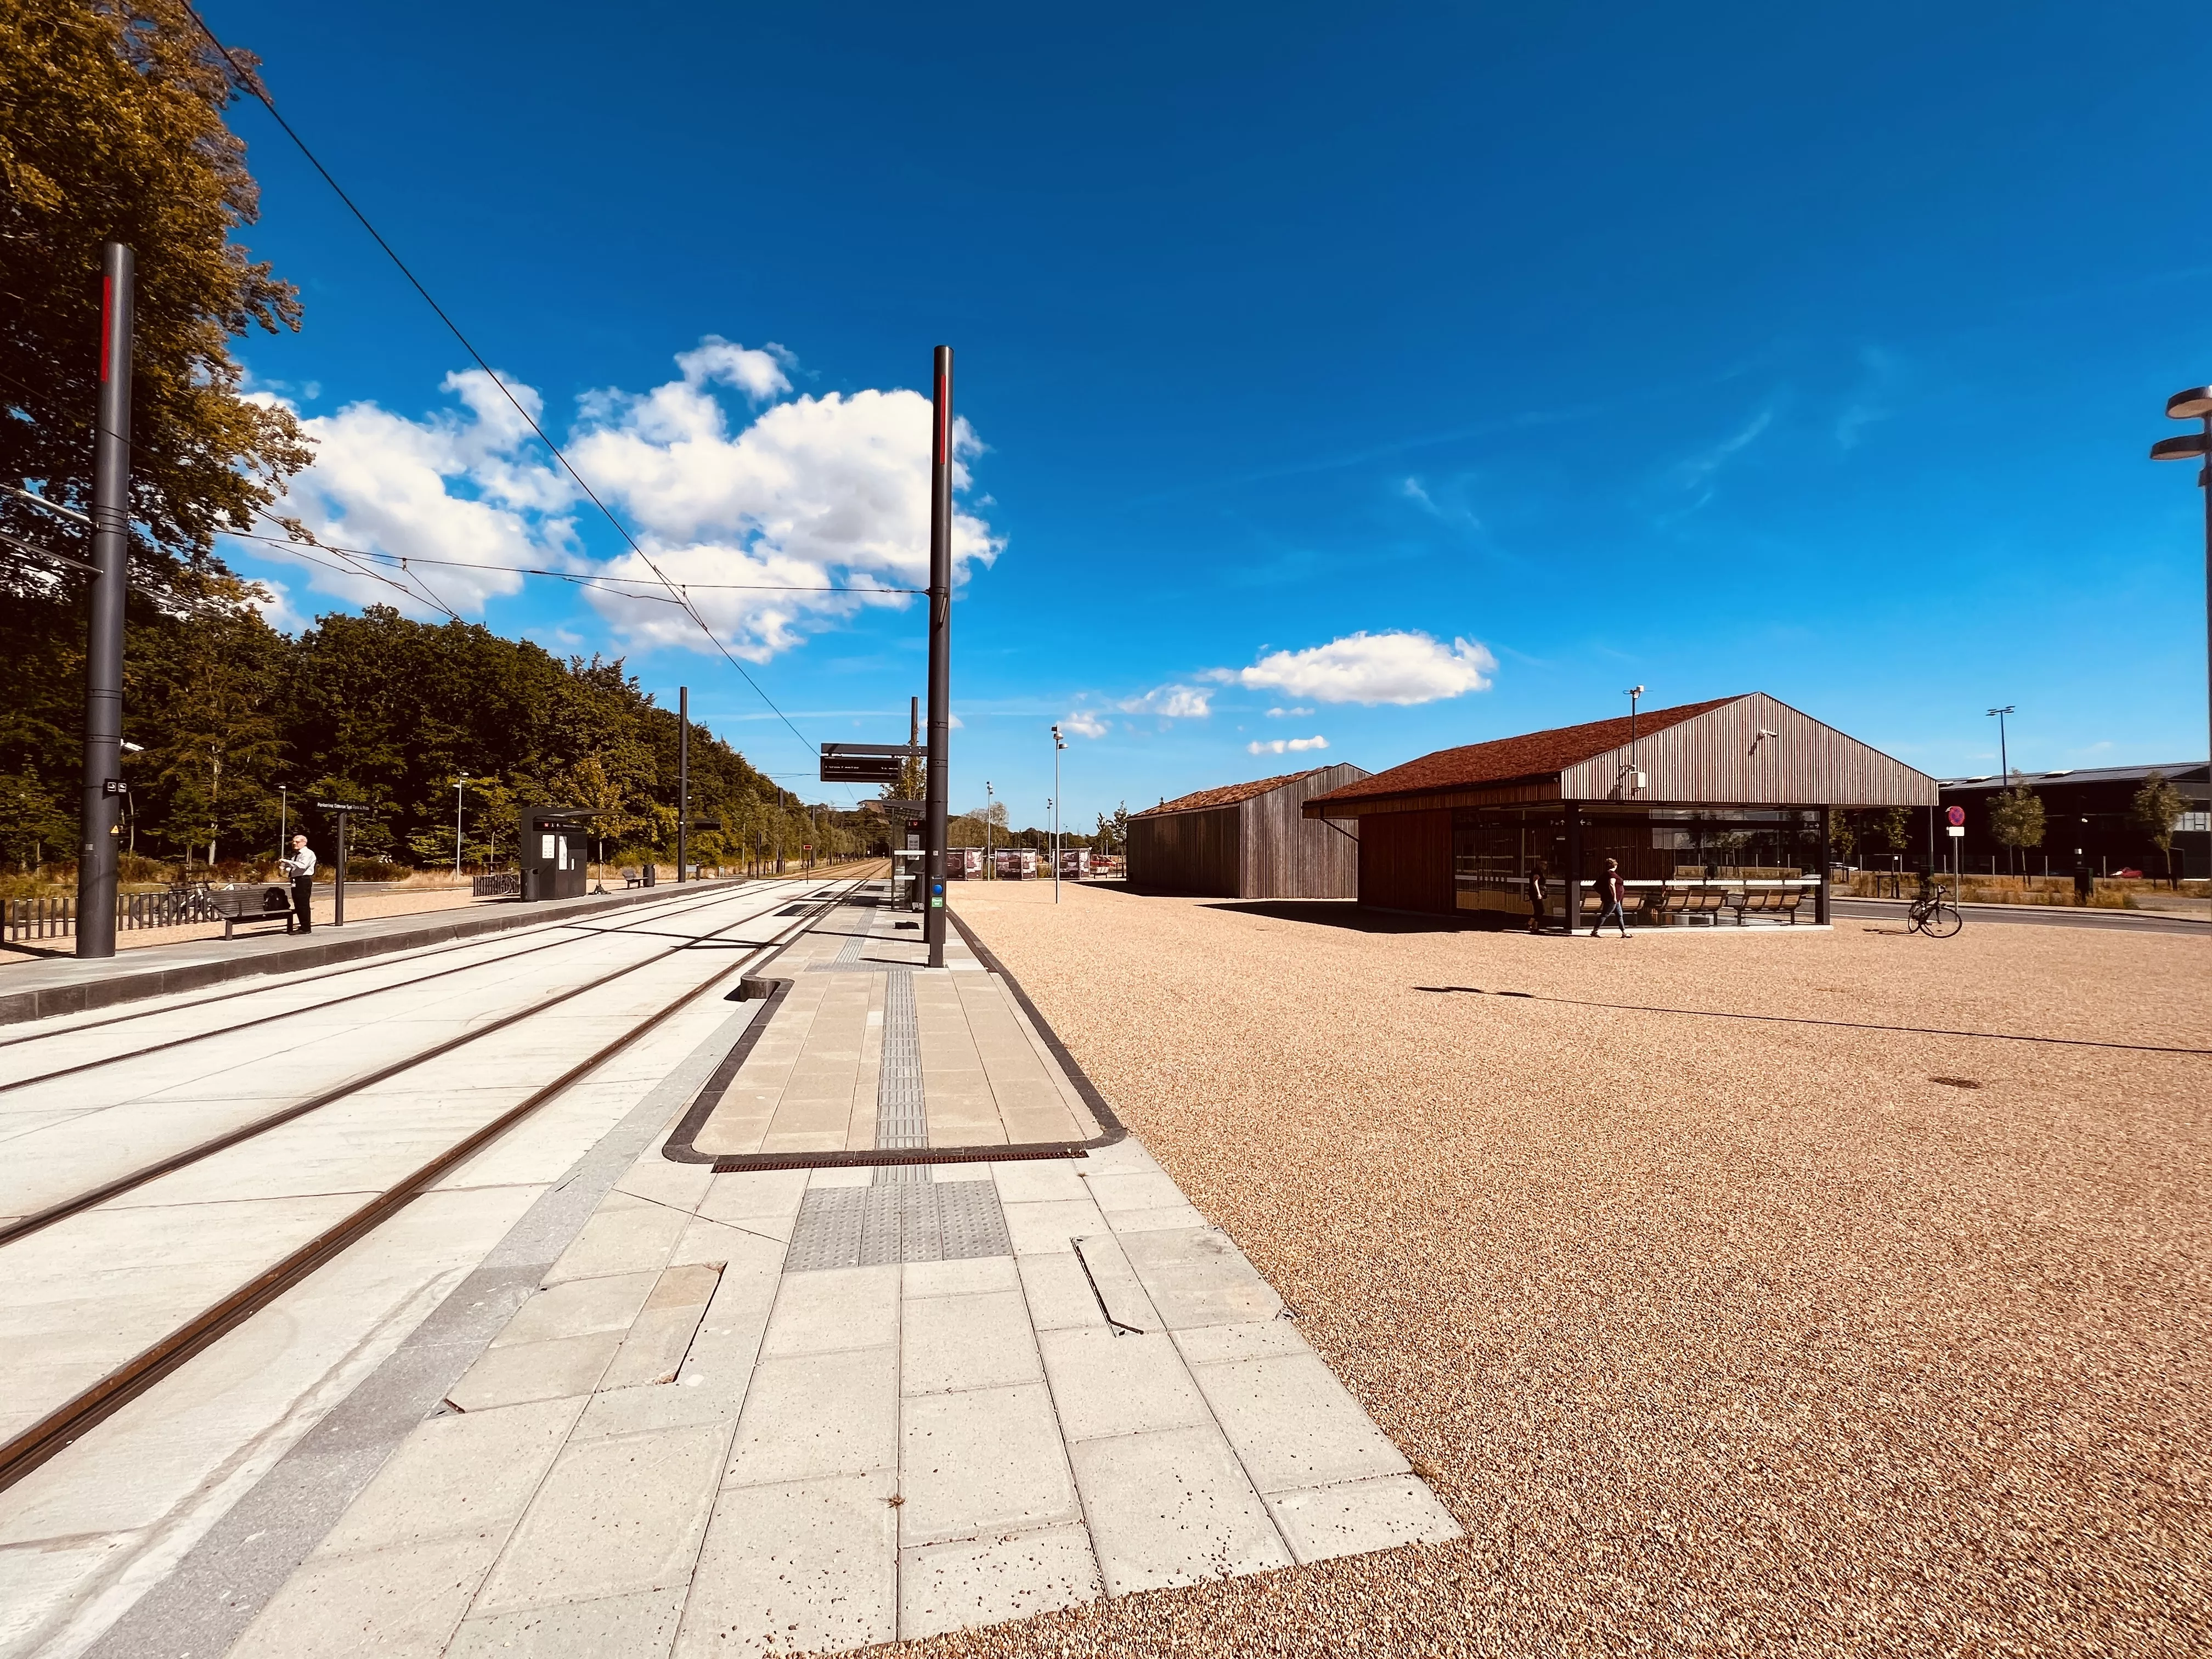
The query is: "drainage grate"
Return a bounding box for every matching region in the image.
[784,1179,1012,1271]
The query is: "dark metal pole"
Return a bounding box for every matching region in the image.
[924,346,953,966]
[334,812,348,927]
[678,685,689,883]
[76,243,133,959]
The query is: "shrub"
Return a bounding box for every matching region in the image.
[346,856,410,883]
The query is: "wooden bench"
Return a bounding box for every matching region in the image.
[1658,885,1728,925]
[207,885,298,939]
[1730,888,1808,924]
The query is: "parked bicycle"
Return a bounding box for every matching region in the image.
[1907,882,1962,937]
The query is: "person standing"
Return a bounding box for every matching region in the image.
[1589,856,1630,938]
[281,833,317,934]
[1525,860,1548,934]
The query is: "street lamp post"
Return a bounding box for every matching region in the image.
[985,781,994,881]
[2151,385,2212,884]
[278,785,287,861]
[454,774,468,881]
[1985,707,2015,874]
[1051,725,1066,904]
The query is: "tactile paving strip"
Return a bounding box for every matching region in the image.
[783,1179,1013,1271]
[875,968,927,1149]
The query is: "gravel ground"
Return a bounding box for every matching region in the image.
[893,883,2210,1658]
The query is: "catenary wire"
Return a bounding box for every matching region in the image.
[178,3,832,771]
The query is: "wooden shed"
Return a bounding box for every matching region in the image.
[1302,693,1936,927]
[1127,765,1369,898]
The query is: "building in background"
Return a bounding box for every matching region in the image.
[1126,765,1368,899]
[1304,693,1936,928]
[1937,763,2210,878]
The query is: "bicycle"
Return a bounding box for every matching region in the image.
[1906,882,1962,938]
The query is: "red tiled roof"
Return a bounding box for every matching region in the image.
[1132,769,1325,818]
[1308,697,1743,808]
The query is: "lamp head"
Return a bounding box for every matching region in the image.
[2165,386,2212,421]
[2150,433,2209,461]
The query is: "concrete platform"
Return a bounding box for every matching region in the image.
[63,881,1456,1658]
[0,878,773,1025]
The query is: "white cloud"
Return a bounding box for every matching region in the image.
[1265,706,1313,718]
[1061,710,1109,738]
[231,341,1002,662]
[1117,684,1212,719]
[1248,735,1329,755]
[1223,630,1495,706]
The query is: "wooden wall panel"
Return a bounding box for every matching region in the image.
[1357,808,1454,915]
[1127,805,1240,895]
[1240,763,1365,898]
[1557,692,1937,807]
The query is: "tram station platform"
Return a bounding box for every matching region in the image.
[66,882,1455,1658]
[0,877,759,1025]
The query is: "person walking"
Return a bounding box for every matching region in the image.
[281,832,317,934]
[1525,860,1548,934]
[1588,856,1630,938]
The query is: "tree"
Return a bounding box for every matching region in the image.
[1,1,308,596]
[133,571,283,863]
[1827,809,1857,865]
[2131,770,2187,887]
[1987,772,2045,873]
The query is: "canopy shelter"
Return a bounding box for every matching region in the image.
[1302,693,1937,928]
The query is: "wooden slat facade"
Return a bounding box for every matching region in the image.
[1556,693,1937,808]
[1128,763,1367,898]
[1356,808,1454,914]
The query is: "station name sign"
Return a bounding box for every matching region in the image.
[314,800,373,814]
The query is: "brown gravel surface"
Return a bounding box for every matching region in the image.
[890,884,2209,1658]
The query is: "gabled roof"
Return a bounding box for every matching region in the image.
[1309,697,1741,808]
[1132,769,1326,818]
[1939,761,2208,792]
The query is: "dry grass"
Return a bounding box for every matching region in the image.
[899,884,2210,1657]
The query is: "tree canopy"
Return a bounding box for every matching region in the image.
[1,0,307,596]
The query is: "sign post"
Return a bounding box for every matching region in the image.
[315,800,370,927]
[1945,805,1966,884]
[924,347,953,967]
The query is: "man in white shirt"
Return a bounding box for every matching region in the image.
[281,833,317,933]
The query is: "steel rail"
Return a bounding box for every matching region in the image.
[0,876,863,1494]
[0,879,765,1055]
[0,883,810,1248]
[0,882,772,1093]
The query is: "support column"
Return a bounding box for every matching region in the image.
[1816,806,1831,924]
[1564,803,1582,935]
[76,242,133,959]
[923,346,953,967]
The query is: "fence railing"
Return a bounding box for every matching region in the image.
[5,887,229,943]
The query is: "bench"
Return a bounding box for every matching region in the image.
[1730,888,1808,925]
[1658,885,1729,925]
[207,885,298,939]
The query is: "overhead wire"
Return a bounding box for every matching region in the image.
[179,2,834,778]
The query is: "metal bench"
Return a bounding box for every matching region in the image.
[207,884,298,939]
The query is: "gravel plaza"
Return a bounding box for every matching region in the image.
[901,879,2211,1657]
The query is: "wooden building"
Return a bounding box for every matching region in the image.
[1302,693,1936,927]
[1127,765,1369,898]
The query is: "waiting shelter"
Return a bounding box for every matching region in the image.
[1128,764,1370,899]
[1302,693,1937,928]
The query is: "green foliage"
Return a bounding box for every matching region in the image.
[1,1,308,596]
[1987,774,2046,854]
[0,595,800,872]
[2131,770,2186,854]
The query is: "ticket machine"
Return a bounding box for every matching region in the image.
[520,806,590,901]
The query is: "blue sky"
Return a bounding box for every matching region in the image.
[207,2,2212,825]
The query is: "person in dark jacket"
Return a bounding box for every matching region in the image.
[1525,861,1548,934]
[1589,856,1630,937]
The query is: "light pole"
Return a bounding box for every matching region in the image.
[2151,386,2212,884]
[454,774,468,880]
[278,785,287,861]
[985,781,995,881]
[1985,707,2015,875]
[1622,684,1644,794]
[1051,725,1066,904]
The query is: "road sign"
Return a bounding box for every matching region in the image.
[1947,825,1965,837]
[1945,805,1966,827]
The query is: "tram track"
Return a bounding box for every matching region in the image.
[0,879,774,1094]
[0,873,867,1494]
